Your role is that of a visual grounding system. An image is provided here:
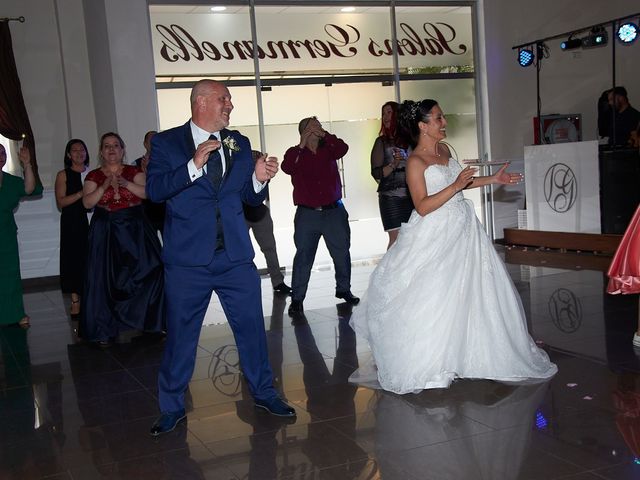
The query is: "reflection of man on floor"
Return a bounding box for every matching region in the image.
[292,307,368,476]
[244,151,291,295]
[233,294,293,479]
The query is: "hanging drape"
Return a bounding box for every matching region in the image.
[0,20,40,183]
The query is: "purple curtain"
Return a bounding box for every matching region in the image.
[0,21,39,182]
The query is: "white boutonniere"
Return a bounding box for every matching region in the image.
[223,136,240,156]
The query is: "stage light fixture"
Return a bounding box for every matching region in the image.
[617,22,638,44]
[582,28,608,48]
[518,47,534,67]
[560,36,582,50]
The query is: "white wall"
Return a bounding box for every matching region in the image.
[7,0,158,278]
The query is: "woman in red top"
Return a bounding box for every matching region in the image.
[80,132,164,346]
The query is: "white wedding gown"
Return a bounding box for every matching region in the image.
[350,158,557,394]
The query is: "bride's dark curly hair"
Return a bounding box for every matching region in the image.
[398,99,438,148]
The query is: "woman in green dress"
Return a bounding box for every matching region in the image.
[0,143,42,328]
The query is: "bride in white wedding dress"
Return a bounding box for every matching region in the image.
[350,99,557,394]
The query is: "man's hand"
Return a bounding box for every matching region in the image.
[298,129,314,149]
[194,138,222,169]
[255,153,279,182]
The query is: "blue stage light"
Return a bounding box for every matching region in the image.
[518,48,534,67]
[560,38,582,50]
[617,22,638,44]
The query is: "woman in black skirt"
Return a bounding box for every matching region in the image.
[370,101,414,249]
[55,139,90,316]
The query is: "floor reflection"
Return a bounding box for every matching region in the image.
[291,304,370,479]
[0,325,64,479]
[4,262,640,479]
[373,381,549,479]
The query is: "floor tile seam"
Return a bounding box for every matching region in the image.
[41,470,73,479]
[68,384,150,402]
[455,411,522,432]
[545,345,610,365]
[208,435,373,478]
[534,444,623,478]
[122,363,161,397]
[533,426,629,466]
[535,402,620,426]
[280,317,338,329]
[375,454,439,480]
[588,461,635,479]
[278,335,339,351]
[310,415,377,447]
[59,412,161,432]
[66,448,182,472]
[57,366,129,381]
[196,342,245,356]
[371,425,497,456]
[552,468,614,480]
[281,342,339,362]
[284,456,417,480]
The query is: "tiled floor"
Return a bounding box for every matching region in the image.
[2,249,640,479]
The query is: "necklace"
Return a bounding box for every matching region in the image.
[417,143,440,157]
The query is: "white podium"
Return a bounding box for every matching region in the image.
[524,141,600,233]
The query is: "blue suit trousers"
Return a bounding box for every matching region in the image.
[158,250,276,412]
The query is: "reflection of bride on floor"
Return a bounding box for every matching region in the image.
[374,381,550,479]
[350,99,557,394]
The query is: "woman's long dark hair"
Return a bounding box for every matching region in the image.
[398,99,438,148]
[63,139,90,168]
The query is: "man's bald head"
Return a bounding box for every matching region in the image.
[190,80,233,132]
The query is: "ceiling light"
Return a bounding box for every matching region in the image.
[210,6,226,12]
[340,7,356,13]
[617,22,638,44]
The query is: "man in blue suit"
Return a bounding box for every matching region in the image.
[146,79,296,436]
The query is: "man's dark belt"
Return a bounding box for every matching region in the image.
[298,201,341,211]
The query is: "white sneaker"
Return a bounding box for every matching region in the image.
[633,333,640,348]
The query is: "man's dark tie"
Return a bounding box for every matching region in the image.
[206,133,223,189]
[205,133,225,250]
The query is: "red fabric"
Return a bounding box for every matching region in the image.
[86,166,142,212]
[281,133,349,207]
[607,204,640,294]
[613,390,640,457]
[0,22,39,183]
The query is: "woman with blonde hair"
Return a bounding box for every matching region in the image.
[81,132,164,346]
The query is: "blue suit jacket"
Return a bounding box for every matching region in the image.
[146,121,266,266]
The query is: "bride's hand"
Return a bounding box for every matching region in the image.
[493,163,523,185]
[453,166,477,192]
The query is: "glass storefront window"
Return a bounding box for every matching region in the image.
[150,3,482,260]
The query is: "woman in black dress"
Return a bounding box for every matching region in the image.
[55,139,89,316]
[370,101,413,249]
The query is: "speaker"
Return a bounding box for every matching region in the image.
[599,149,640,234]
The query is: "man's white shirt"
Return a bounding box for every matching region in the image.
[187,120,266,192]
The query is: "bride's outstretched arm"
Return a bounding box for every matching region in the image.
[465,163,523,189]
[407,155,476,216]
